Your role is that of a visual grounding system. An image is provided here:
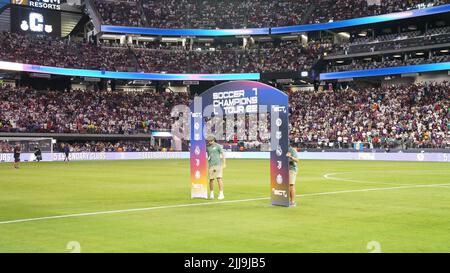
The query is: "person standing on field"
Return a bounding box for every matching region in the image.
[206,136,226,200]
[13,145,21,169]
[64,144,70,162]
[286,145,299,207]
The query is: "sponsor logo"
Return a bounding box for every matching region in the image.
[0,153,13,162]
[140,152,185,160]
[195,170,201,179]
[13,0,61,10]
[21,12,53,33]
[195,159,200,167]
[272,188,288,198]
[191,112,202,118]
[29,0,60,10]
[53,152,107,161]
[192,183,203,189]
[358,153,376,160]
[272,105,287,113]
[194,122,200,130]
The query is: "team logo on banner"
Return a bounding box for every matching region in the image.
[276,118,282,127]
[276,174,283,185]
[276,146,283,157]
[276,131,282,140]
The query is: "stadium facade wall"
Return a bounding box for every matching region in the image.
[1,152,449,163]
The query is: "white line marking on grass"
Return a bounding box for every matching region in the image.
[1,183,450,225]
[323,173,407,186]
[323,169,450,186]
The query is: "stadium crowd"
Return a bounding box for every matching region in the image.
[328,28,450,56]
[94,0,142,27]
[327,54,450,72]
[93,0,448,28]
[0,86,190,134]
[0,82,448,149]
[289,82,449,149]
[0,32,135,71]
[0,29,447,74]
[0,31,322,73]
[134,41,325,73]
[308,0,448,24]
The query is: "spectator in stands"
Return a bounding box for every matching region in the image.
[0,82,447,150]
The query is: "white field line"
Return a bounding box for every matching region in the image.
[323,173,407,186]
[1,183,450,225]
[323,169,450,186]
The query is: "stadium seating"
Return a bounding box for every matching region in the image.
[1,82,448,150]
[328,28,450,56]
[134,41,324,73]
[1,29,447,74]
[289,82,449,150]
[93,0,448,28]
[0,0,448,153]
[0,86,190,134]
[0,32,323,73]
[0,32,136,72]
[327,55,450,72]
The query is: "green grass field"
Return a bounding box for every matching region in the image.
[0,159,449,253]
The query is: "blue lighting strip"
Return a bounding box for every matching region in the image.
[320,62,450,80]
[273,4,450,34]
[0,61,260,81]
[101,25,270,36]
[0,0,8,9]
[100,5,450,37]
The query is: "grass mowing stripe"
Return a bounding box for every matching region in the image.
[1,182,450,225]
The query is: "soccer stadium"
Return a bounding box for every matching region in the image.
[0,0,449,257]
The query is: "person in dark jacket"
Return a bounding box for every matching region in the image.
[34,147,42,162]
[13,145,21,169]
[63,144,70,162]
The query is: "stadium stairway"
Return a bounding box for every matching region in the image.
[129,49,142,72]
[125,48,140,72]
[67,14,91,38]
[61,11,84,37]
[137,0,149,27]
[300,2,317,25]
